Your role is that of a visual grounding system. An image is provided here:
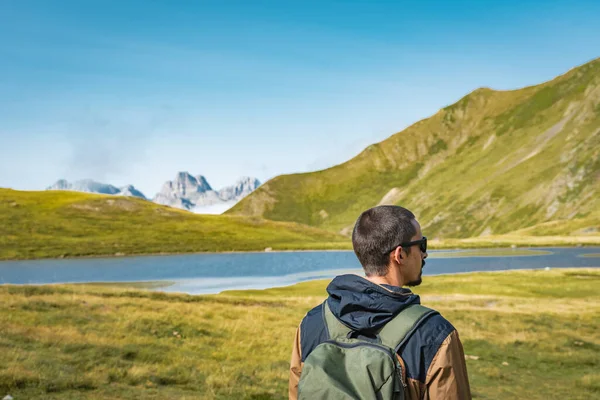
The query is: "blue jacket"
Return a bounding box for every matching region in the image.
[289,274,471,399]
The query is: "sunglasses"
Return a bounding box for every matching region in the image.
[386,236,427,254]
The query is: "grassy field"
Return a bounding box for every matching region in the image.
[429,234,600,249]
[0,189,350,260]
[3,188,599,261]
[1,268,598,399]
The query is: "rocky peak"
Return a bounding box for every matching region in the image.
[194,175,213,192]
[158,172,213,198]
[153,173,261,212]
[48,179,70,190]
[219,177,261,201]
[117,185,147,199]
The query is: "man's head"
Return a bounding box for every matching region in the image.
[352,205,427,287]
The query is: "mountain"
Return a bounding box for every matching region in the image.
[152,172,212,209]
[227,58,600,238]
[45,174,260,213]
[117,185,147,199]
[47,179,147,199]
[218,177,262,201]
[152,173,261,213]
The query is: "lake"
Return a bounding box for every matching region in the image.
[1,247,599,294]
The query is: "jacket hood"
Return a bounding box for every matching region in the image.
[326,274,420,334]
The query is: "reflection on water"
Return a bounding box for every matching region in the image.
[161,268,364,294]
[579,253,600,258]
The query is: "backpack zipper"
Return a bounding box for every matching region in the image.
[323,340,407,388]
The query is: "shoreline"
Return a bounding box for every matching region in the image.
[5,265,598,296]
[1,242,598,262]
[208,265,600,295]
[0,248,354,263]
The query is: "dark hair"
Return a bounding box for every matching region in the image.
[351,205,416,276]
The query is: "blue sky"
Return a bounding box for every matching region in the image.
[1,0,599,197]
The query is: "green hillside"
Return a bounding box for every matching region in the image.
[0,189,350,260]
[228,59,600,238]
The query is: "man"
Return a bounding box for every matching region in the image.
[289,205,471,399]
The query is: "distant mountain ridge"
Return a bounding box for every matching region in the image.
[228,58,600,238]
[47,179,147,199]
[153,172,261,213]
[46,174,261,214]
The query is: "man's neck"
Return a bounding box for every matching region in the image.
[365,274,404,288]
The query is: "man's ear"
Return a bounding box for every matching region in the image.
[394,247,404,264]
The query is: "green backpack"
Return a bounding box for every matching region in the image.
[298,301,437,400]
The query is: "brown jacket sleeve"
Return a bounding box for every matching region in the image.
[424,329,471,400]
[289,326,303,400]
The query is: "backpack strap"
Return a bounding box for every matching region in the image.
[378,305,439,352]
[322,301,353,339]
